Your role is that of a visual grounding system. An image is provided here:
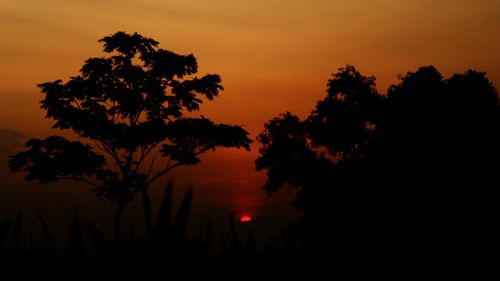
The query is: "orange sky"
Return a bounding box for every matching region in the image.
[0,0,499,232]
[1,0,499,135]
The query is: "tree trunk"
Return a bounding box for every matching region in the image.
[142,188,152,232]
[113,204,125,243]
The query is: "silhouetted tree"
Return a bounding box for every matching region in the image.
[9,32,251,240]
[257,66,381,210]
[257,65,499,256]
[375,66,500,254]
[256,66,381,254]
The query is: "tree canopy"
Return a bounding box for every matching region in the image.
[256,65,499,255]
[9,32,252,237]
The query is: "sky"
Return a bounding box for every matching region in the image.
[0,0,499,235]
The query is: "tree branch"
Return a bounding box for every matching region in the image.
[146,153,158,178]
[133,143,158,173]
[144,145,214,186]
[145,161,182,186]
[100,140,127,177]
[57,176,103,190]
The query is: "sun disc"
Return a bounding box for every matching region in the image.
[240,215,252,222]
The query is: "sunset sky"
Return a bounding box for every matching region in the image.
[0,0,499,232]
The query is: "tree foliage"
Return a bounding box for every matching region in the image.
[256,65,499,254]
[9,32,251,229]
[256,66,382,209]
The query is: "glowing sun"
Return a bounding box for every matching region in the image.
[240,215,252,223]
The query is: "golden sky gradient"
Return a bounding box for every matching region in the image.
[0,1,499,226]
[1,0,499,135]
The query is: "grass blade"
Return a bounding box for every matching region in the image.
[228,213,241,252]
[245,230,257,256]
[155,180,174,232]
[203,218,212,253]
[67,210,85,257]
[37,211,60,255]
[81,219,109,252]
[173,188,193,236]
[0,218,12,244]
[11,215,22,251]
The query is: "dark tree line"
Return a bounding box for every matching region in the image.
[257,65,499,257]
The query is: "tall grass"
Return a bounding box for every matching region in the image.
[0,182,283,267]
